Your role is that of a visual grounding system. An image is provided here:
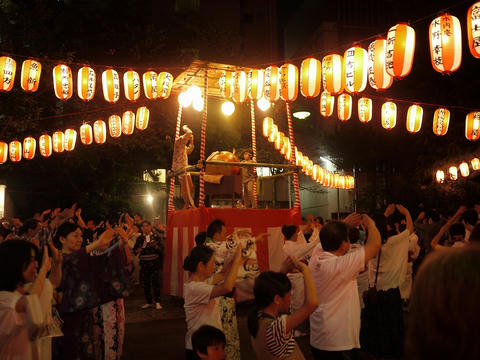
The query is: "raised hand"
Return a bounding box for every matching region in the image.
[40,245,52,273]
[343,212,362,227]
[395,204,410,216]
[384,203,396,217]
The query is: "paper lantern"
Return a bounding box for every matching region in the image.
[0,142,7,164]
[136,106,150,130]
[358,97,372,123]
[467,2,480,58]
[320,91,334,117]
[280,136,290,157]
[219,71,234,99]
[9,141,21,162]
[80,124,93,145]
[459,162,470,177]
[122,111,135,135]
[466,112,480,141]
[248,69,264,100]
[302,156,309,173]
[433,108,450,136]
[23,137,36,160]
[300,58,322,98]
[367,39,393,90]
[312,164,320,181]
[102,69,120,103]
[274,131,285,151]
[385,23,415,79]
[94,120,107,144]
[53,64,73,100]
[157,72,173,99]
[295,150,303,167]
[232,70,248,103]
[346,176,355,189]
[436,170,445,183]
[109,115,122,138]
[307,160,313,176]
[429,14,462,74]
[406,105,423,133]
[21,59,41,92]
[264,66,280,102]
[333,174,340,188]
[268,124,278,143]
[322,54,344,95]
[280,63,299,102]
[343,46,368,94]
[449,166,458,180]
[39,135,52,157]
[52,131,65,153]
[382,102,397,130]
[124,70,140,101]
[142,71,158,100]
[471,157,480,170]
[0,56,16,92]
[337,93,352,121]
[64,129,77,151]
[75,66,95,101]
[263,117,274,137]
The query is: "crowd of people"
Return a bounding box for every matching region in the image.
[1,202,479,359]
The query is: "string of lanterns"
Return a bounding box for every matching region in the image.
[435,156,480,183]
[0,106,150,164]
[262,116,354,190]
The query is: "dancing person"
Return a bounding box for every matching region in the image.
[431,206,467,251]
[241,150,256,208]
[192,325,227,360]
[172,125,195,209]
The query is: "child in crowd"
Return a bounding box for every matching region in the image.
[192,325,226,360]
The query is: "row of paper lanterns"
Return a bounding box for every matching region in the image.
[262,117,354,190]
[436,157,480,183]
[0,57,173,103]
[0,106,150,163]
[219,3,480,105]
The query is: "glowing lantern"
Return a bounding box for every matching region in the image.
[109,115,122,138]
[122,111,135,135]
[257,96,270,111]
[301,156,309,173]
[232,70,248,103]
[0,142,7,164]
[64,129,77,151]
[264,66,280,102]
[80,124,93,145]
[157,72,173,99]
[9,141,21,162]
[268,124,278,143]
[300,58,322,98]
[358,97,372,123]
[94,120,107,144]
[124,70,140,101]
[274,131,284,151]
[433,108,450,136]
[334,174,340,188]
[248,69,264,100]
[39,135,52,157]
[76,66,95,101]
[23,137,36,160]
[382,102,397,130]
[21,59,41,92]
[313,164,320,181]
[436,170,445,183]
[347,176,355,189]
[406,105,423,133]
[471,158,480,170]
[385,23,416,79]
[136,106,150,130]
[102,69,120,103]
[337,93,352,121]
[219,71,234,99]
[343,46,368,94]
[52,131,65,153]
[262,117,274,137]
[449,166,458,180]
[307,160,313,176]
[459,162,470,177]
[280,63,299,102]
[295,150,303,167]
[0,56,16,92]
[466,112,480,141]
[429,14,462,74]
[142,71,158,100]
[52,64,73,100]
[322,54,344,95]
[339,176,346,189]
[320,91,334,117]
[318,167,326,185]
[367,39,393,90]
[467,3,480,58]
[280,136,290,157]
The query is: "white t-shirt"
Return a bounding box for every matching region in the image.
[309,245,365,351]
[183,281,222,350]
[368,230,410,291]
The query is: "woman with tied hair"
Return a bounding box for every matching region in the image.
[406,245,480,360]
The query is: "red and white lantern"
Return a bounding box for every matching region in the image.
[337,93,352,121]
[123,70,140,101]
[219,71,234,99]
[0,142,7,164]
[268,124,278,143]
[465,112,480,141]
[23,137,36,160]
[136,106,149,130]
[53,64,73,100]
[367,38,393,90]
[459,162,470,177]
[385,23,416,79]
[274,131,285,151]
[406,105,423,133]
[248,69,265,100]
[382,101,397,130]
[322,54,344,95]
[343,46,368,94]
[21,59,41,92]
[320,91,334,117]
[471,158,480,170]
[9,141,21,162]
[109,115,122,138]
[39,135,52,157]
[264,66,280,102]
[80,124,93,145]
[429,14,462,74]
[122,111,135,135]
[64,129,77,151]
[280,63,299,102]
[102,69,120,103]
[467,2,480,58]
[94,120,107,144]
[0,56,16,92]
[358,97,372,123]
[52,131,65,153]
[157,72,173,99]
[77,66,96,101]
[232,70,248,103]
[433,108,450,136]
[263,117,274,137]
[143,71,158,100]
[300,57,322,98]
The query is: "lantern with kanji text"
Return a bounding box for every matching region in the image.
[320,91,334,117]
[429,14,462,74]
[343,46,368,94]
[157,72,173,99]
[21,59,41,92]
[77,66,96,101]
[9,141,21,162]
[382,102,397,130]
[280,63,299,102]
[264,66,280,102]
[367,38,393,90]
[23,137,36,160]
[0,56,16,92]
[136,107,150,130]
[322,54,344,95]
[385,23,415,79]
[337,94,352,121]
[124,70,140,101]
[465,112,480,141]
[39,135,52,157]
[52,131,65,153]
[122,111,135,135]
[467,2,480,58]
[358,97,372,123]
[102,69,120,103]
[233,70,248,103]
[142,71,158,100]
[109,115,122,138]
[80,124,93,145]
[53,64,73,100]
[64,129,77,151]
[248,69,264,100]
[94,120,107,144]
[219,71,234,99]
[433,108,450,136]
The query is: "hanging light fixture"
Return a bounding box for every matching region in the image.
[367,38,393,90]
[142,71,158,100]
[23,137,36,160]
[406,104,423,133]
[280,63,299,102]
[53,64,73,100]
[467,2,480,58]
[358,97,372,123]
[248,69,265,100]
[257,96,271,111]
[80,124,93,145]
[343,46,368,94]
[429,14,462,74]
[221,101,235,116]
[433,108,450,136]
[232,70,248,103]
[385,23,416,79]
[264,66,280,103]
[39,134,52,157]
[381,101,397,130]
[157,72,173,99]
